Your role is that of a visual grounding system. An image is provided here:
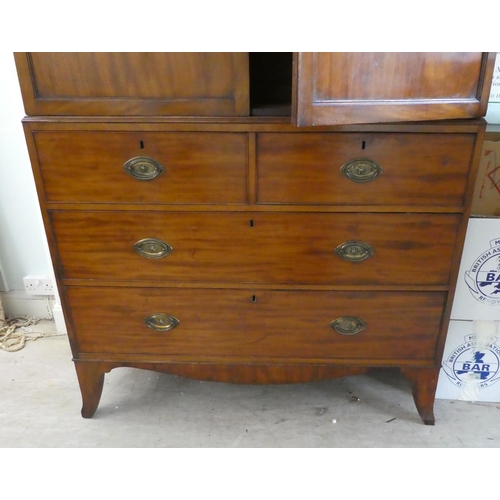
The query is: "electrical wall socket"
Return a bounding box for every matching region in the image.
[23,275,55,295]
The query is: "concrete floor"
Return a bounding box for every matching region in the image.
[1,320,499,448]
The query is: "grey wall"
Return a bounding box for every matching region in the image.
[0,52,54,292]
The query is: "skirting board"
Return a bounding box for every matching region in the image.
[0,290,67,334]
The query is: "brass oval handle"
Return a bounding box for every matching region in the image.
[334,241,374,262]
[134,238,172,259]
[123,156,165,181]
[340,158,382,183]
[144,313,180,332]
[330,316,366,335]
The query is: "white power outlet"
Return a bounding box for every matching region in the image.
[23,275,55,295]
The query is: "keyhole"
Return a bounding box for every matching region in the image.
[361,141,366,150]
[251,295,257,303]
[140,140,145,149]
[249,219,254,228]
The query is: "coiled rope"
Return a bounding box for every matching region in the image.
[0,316,42,352]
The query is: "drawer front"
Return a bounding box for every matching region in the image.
[257,133,475,206]
[52,211,460,286]
[67,287,445,361]
[33,131,248,204]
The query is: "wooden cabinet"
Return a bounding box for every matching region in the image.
[15,52,494,122]
[16,52,495,425]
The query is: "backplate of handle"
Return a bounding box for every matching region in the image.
[330,316,366,335]
[134,238,172,259]
[123,156,165,180]
[340,158,382,183]
[334,240,374,262]
[144,313,180,332]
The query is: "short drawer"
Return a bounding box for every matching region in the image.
[51,211,461,286]
[68,287,445,362]
[257,132,475,207]
[33,131,248,204]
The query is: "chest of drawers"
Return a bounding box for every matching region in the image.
[16,52,495,424]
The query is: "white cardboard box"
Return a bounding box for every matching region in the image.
[436,319,500,401]
[450,218,500,321]
[436,218,500,401]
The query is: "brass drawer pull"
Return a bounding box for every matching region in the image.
[335,241,374,262]
[144,313,180,332]
[134,238,172,259]
[330,316,366,335]
[340,158,382,183]
[123,156,165,181]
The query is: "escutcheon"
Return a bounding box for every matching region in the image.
[334,240,374,262]
[133,238,172,259]
[340,158,382,183]
[123,156,165,180]
[330,316,366,335]
[144,313,180,332]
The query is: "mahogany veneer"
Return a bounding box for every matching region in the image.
[16,52,495,424]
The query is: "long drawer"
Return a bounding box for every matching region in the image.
[67,287,445,361]
[257,132,475,207]
[33,131,248,204]
[51,211,461,285]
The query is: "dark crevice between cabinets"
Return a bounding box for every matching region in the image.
[249,52,293,116]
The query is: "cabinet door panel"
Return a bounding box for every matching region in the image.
[293,52,495,126]
[15,52,249,116]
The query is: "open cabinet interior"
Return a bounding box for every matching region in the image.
[249,52,293,116]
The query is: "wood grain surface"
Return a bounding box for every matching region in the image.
[67,287,445,361]
[51,211,461,286]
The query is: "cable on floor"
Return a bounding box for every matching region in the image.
[0,316,63,352]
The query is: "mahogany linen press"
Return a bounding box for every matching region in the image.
[15,52,495,424]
